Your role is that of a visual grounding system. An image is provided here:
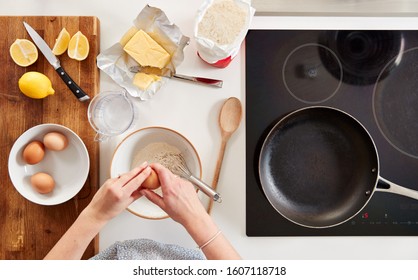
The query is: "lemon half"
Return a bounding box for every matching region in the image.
[18,72,55,99]
[67,31,89,61]
[10,39,38,67]
[52,28,71,55]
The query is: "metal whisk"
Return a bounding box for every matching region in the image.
[168,153,222,203]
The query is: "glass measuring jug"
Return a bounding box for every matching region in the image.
[87,90,135,142]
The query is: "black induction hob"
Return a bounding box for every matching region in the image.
[245,30,418,236]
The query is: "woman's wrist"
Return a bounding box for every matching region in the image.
[79,206,109,231]
[183,213,219,247]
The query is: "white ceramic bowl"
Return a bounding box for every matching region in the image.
[8,124,90,205]
[111,126,202,219]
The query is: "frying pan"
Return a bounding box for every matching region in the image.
[259,106,418,228]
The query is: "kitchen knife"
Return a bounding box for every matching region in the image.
[129,65,223,88]
[23,22,90,101]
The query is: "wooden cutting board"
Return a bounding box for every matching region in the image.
[0,16,100,260]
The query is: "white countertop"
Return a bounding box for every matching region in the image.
[252,0,418,16]
[3,0,418,260]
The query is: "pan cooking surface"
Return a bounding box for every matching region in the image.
[259,108,378,228]
[246,29,418,236]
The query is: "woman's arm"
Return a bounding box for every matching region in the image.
[44,162,151,260]
[43,209,104,260]
[182,209,241,260]
[140,163,241,260]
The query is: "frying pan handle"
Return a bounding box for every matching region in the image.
[376,177,418,201]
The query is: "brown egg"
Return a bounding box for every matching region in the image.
[30,172,55,194]
[43,131,68,151]
[142,169,160,189]
[22,140,45,165]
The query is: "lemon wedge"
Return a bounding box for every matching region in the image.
[67,31,89,61]
[52,28,71,55]
[18,72,55,99]
[9,39,38,67]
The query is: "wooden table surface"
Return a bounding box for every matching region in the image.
[0,16,100,260]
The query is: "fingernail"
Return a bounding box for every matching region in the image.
[141,161,148,167]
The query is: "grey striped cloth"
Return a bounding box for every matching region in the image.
[90,238,205,260]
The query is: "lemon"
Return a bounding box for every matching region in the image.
[52,27,71,55]
[67,31,89,61]
[9,39,38,67]
[18,72,55,99]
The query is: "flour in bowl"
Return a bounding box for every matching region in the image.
[131,142,182,173]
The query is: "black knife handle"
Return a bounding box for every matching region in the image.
[55,66,90,101]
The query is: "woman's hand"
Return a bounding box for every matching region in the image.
[44,162,152,260]
[140,163,241,260]
[83,161,151,225]
[139,163,209,228]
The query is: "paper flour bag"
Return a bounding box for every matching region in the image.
[194,0,255,68]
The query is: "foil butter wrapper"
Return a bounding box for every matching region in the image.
[194,0,255,68]
[97,5,190,100]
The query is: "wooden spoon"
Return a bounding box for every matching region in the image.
[208,97,243,214]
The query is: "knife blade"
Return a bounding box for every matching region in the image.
[23,22,90,101]
[129,65,223,88]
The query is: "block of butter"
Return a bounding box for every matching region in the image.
[123,29,171,69]
[133,72,162,90]
[119,26,139,47]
